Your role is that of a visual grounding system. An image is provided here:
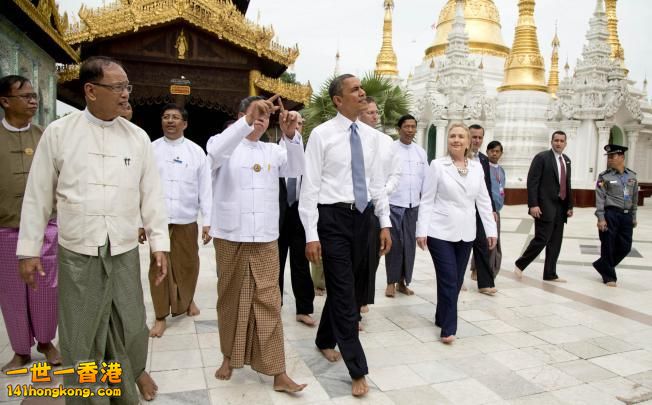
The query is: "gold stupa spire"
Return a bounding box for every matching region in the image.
[426,0,509,59]
[498,0,547,92]
[375,0,399,77]
[547,24,560,97]
[605,0,627,72]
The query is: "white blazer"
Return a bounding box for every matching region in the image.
[416,156,496,242]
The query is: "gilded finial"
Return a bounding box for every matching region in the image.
[547,22,560,96]
[498,0,548,92]
[564,57,570,77]
[375,0,399,77]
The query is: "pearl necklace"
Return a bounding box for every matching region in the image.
[455,159,468,176]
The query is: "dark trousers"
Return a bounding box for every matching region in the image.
[315,204,371,378]
[472,211,494,288]
[593,208,634,283]
[279,202,315,315]
[427,237,473,337]
[515,204,565,280]
[356,215,380,307]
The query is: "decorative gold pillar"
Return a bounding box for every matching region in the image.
[249,70,260,96]
[498,0,547,92]
[605,0,626,71]
[374,0,399,77]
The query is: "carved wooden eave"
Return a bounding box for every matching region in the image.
[65,0,299,68]
[250,70,312,106]
[2,0,79,63]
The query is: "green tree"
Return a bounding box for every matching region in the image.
[280,71,297,84]
[301,72,410,138]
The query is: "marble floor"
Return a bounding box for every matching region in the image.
[2,204,652,404]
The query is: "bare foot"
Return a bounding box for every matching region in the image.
[296,314,316,327]
[187,301,200,316]
[215,357,233,380]
[397,281,414,296]
[136,371,158,401]
[149,319,166,337]
[478,287,497,296]
[514,266,523,280]
[319,348,341,362]
[360,305,369,313]
[385,283,395,297]
[358,322,363,332]
[37,342,62,366]
[470,270,477,281]
[1,353,31,372]
[351,376,369,397]
[441,335,456,344]
[314,288,325,296]
[606,281,617,287]
[273,372,307,393]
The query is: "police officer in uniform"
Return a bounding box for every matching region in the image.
[593,144,638,287]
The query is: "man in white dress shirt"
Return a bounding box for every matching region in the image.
[17,56,169,402]
[299,74,392,397]
[385,114,427,297]
[146,104,212,337]
[357,97,400,311]
[207,95,306,393]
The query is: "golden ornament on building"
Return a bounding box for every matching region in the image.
[374,0,399,77]
[604,0,627,74]
[249,70,312,106]
[547,24,560,97]
[498,0,548,92]
[175,29,188,60]
[426,0,509,59]
[64,0,299,67]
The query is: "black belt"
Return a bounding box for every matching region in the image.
[605,206,632,214]
[319,202,373,211]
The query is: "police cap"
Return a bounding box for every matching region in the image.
[603,144,628,155]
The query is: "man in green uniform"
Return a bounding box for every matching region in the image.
[593,144,638,287]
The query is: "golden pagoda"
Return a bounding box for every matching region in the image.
[605,0,627,73]
[498,0,547,92]
[425,0,509,59]
[547,25,560,97]
[375,0,399,77]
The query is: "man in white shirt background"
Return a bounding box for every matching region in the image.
[206,95,306,393]
[278,113,316,327]
[299,74,392,397]
[357,96,400,312]
[145,103,212,338]
[385,114,428,297]
[17,56,169,402]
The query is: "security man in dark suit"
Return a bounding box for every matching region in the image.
[593,144,638,287]
[468,124,498,294]
[515,131,573,282]
[278,116,316,326]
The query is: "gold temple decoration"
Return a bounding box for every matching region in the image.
[547,24,560,97]
[498,0,548,92]
[426,0,509,59]
[604,0,627,74]
[175,29,188,60]
[11,0,79,62]
[374,0,399,77]
[249,70,312,106]
[56,63,80,83]
[65,0,299,67]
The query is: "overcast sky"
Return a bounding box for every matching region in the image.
[57,0,651,92]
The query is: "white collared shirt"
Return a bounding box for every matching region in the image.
[376,129,402,196]
[299,113,391,243]
[206,116,304,242]
[2,118,31,132]
[17,109,170,257]
[389,141,428,208]
[281,136,303,205]
[152,135,212,226]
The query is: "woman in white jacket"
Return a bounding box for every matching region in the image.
[416,123,497,343]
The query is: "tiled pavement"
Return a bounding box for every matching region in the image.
[1,204,652,404]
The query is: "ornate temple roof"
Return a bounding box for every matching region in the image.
[425,0,509,59]
[0,0,79,63]
[64,0,299,67]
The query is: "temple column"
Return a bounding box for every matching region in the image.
[434,119,448,158]
[416,121,428,150]
[625,124,642,171]
[249,70,260,96]
[483,121,495,147]
[596,121,611,177]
